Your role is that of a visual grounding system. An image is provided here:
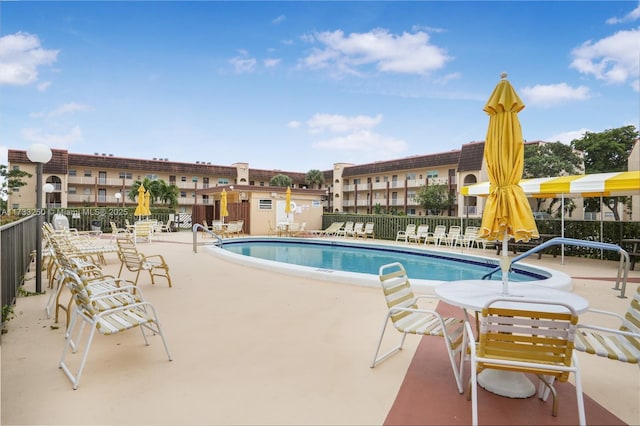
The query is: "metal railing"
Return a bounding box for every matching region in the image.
[483,237,631,298]
[192,223,222,252]
[1,215,38,332]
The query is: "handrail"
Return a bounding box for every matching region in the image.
[192,224,222,252]
[482,237,630,298]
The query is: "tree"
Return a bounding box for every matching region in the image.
[571,125,639,220]
[416,184,454,216]
[128,178,178,207]
[270,174,292,187]
[305,169,325,189]
[0,164,32,211]
[523,142,583,212]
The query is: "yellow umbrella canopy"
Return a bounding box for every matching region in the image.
[220,189,229,222]
[134,184,146,217]
[143,190,151,216]
[479,73,538,293]
[285,186,292,216]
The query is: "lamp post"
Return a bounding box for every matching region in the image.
[115,192,122,207]
[43,183,54,223]
[27,143,52,293]
[192,177,198,205]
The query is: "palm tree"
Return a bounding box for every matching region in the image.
[157,180,179,208]
[305,169,325,189]
[270,174,292,187]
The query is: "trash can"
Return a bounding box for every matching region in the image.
[90,220,102,232]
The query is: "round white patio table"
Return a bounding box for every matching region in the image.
[435,280,589,398]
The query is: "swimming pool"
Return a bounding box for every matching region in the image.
[207,237,571,292]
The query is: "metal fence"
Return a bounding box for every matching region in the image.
[1,215,38,332]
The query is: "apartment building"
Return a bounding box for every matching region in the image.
[6,150,309,214]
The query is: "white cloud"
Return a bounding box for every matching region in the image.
[570,28,640,91]
[545,128,590,144]
[0,31,59,85]
[272,15,286,25]
[287,120,302,128]
[37,81,51,92]
[606,3,640,24]
[21,125,83,148]
[299,28,451,77]
[229,53,257,74]
[312,129,408,156]
[521,83,591,107]
[307,113,383,134]
[30,102,90,120]
[264,58,281,68]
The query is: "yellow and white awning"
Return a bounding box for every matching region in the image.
[462,171,640,198]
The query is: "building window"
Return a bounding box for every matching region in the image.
[218,178,229,185]
[84,170,92,177]
[259,182,265,186]
[145,174,158,180]
[83,188,92,195]
[180,191,186,197]
[181,176,187,182]
[427,170,438,178]
[258,199,272,210]
[12,204,19,209]
[69,169,77,176]
[68,187,77,195]
[406,173,416,180]
[375,176,380,183]
[119,172,132,179]
[12,165,20,171]
[169,175,176,184]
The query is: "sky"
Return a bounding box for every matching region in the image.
[1,1,639,173]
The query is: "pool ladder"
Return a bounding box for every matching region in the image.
[192,223,223,252]
[482,237,631,298]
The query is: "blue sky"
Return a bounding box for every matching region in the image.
[1,1,639,173]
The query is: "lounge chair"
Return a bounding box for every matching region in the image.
[355,222,375,239]
[458,226,480,248]
[465,298,585,425]
[395,224,416,243]
[116,235,172,287]
[348,222,364,238]
[59,268,172,389]
[336,221,354,237]
[574,284,640,365]
[408,224,429,245]
[110,221,128,240]
[133,221,154,243]
[372,262,466,394]
[425,225,447,246]
[442,225,461,246]
[310,222,344,237]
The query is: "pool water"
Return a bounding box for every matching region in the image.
[221,240,546,282]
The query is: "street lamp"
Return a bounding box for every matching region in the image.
[115,192,122,207]
[43,183,54,223]
[27,143,52,293]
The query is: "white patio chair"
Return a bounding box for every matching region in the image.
[371,262,466,394]
[395,224,416,243]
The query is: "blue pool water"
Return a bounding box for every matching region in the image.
[221,239,547,282]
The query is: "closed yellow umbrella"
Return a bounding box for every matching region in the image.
[220,189,229,224]
[134,184,146,217]
[479,73,538,294]
[144,190,151,216]
[285,186,292,221]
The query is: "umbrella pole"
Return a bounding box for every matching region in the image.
[500,230,510,295]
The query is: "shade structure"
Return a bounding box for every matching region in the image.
[134,184,146,217]
[462,170,640,198]
[220,189,229,223]
[143,190,151,216]
[285,187,292,220]
[479,73,539,294]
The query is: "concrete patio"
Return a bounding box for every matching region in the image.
[1,230,638,425]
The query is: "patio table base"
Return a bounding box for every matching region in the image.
[478,369,536,398]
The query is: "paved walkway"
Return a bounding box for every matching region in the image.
[1,231,638,425]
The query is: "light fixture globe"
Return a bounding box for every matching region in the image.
[26,143,53,164]
[43,183,54,193]
[115,192,122,199]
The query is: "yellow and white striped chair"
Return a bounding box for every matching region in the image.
[116,235,172,287]
[574,285,640,365]
[59,269,172,389]
[371,262,466,394]
[465,298,585,426]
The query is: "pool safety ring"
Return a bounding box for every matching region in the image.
[289,201,297,211]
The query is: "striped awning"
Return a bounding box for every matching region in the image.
[461,171,640,198]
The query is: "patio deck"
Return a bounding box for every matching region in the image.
[1,231,638,425]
